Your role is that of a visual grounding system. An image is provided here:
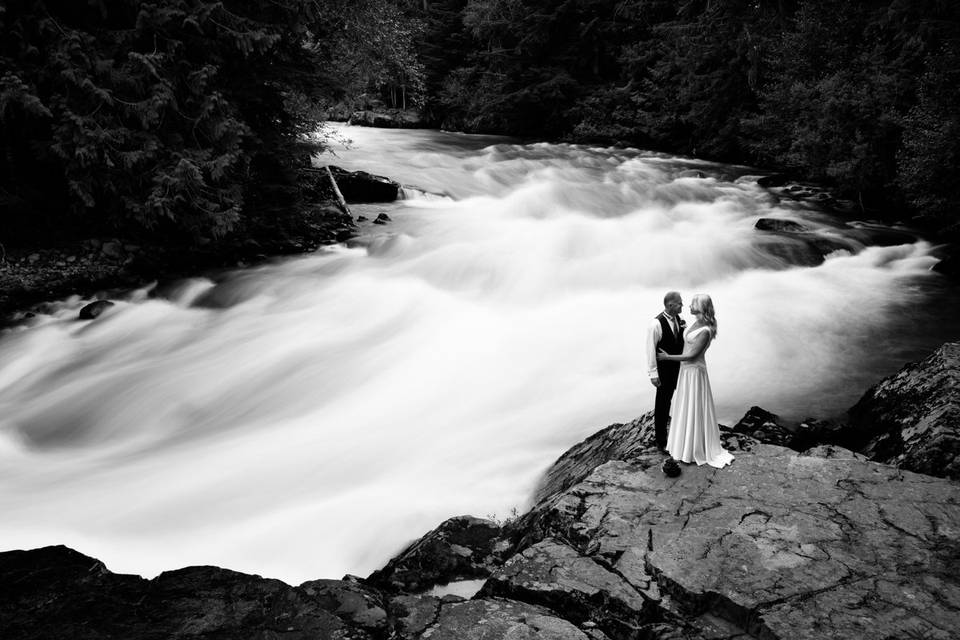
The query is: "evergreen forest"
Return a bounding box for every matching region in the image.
[2,0,958,248]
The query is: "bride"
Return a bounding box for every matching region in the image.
[657,293,734,468]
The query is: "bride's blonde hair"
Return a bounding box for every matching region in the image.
[691,294,717,338]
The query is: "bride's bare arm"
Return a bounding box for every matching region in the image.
[657,331,710,362]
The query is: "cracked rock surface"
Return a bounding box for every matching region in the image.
[515,442,960,640]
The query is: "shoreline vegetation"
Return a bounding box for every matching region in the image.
[2,3,959,298]
[1,341,957,639]
[0,163,355,322]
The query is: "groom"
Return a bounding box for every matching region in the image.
[646,291,685,451]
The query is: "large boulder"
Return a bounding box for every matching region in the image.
[328,166,400,203]
[349,109,430,129]
[367,515,506,593]
[845,341,960,479]
[754,218,808,233]
[533,413,657,503]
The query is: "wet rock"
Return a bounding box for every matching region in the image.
[516,443,960,640]
[533,412,659,503]
[933,252,959,280]
[78,299,114,320]
[373,213,391,225]
[367,516,504,593]
[421,598,598,640]
[725,406,795,448]
[300,577,388,635]
[388,594,442,637]
[348,109,430,129]
[480,539,657,639]
[845,341,960,479]
[755,233,852,267]
[755,218,808,233]
[328,166,400,203]
[757,174,789,188]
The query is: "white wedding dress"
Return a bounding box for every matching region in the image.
[666,325,734,468]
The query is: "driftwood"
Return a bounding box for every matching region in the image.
[323,166,351,217]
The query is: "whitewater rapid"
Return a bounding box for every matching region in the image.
[0,123,955,584]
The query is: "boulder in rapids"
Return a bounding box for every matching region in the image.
[756,174,789,187]
[349,109,430,129]
[78,299,114,320]
[328,165,400,203]
[754,218,808,233]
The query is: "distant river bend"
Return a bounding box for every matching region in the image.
[0,123,957,585]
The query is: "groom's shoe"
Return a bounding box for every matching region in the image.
[661,457,681,477]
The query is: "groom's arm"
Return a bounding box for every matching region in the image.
[646,319,661,387]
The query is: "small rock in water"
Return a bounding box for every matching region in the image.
[357,215,368,222]
[755,218,808,233]
[78,300,115,320]
[373,213,391,225]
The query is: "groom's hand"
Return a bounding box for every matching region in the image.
[650,376,661,388]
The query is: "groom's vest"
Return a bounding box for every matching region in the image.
[655,312,684,387]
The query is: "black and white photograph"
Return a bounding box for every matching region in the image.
[1,1,958,638]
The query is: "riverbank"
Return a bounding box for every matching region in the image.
[0,170,355,324]
[1,341,957,640]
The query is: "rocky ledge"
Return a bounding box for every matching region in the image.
[2,343,958,640]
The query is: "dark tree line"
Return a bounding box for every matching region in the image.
[406,0,960,223]
[0,0,421,244]
[2,0,958,246]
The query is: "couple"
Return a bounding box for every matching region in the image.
[646,291,734,469]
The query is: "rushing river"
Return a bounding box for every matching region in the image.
[1,123,958,585]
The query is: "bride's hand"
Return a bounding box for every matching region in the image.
[656,349,669,361]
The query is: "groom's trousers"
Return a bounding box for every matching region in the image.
[654,382,677,449]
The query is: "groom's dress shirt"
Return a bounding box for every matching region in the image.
[646,314,680,379]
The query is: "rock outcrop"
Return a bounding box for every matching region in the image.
[0,546,365,639]
[507,440,959,640]
[845,341,960,479]
[368,515,506,593]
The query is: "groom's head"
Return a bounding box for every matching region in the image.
[663,291,683,317]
